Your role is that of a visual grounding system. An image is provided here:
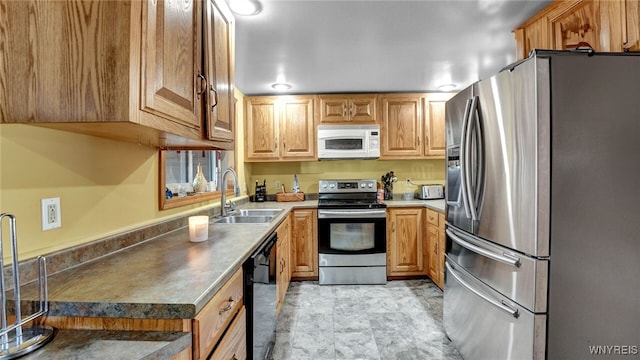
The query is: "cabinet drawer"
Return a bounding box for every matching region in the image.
[193,268,243,359]
[426,209,439,226]
[209,306,247,360]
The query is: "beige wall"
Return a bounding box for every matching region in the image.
[0,87,444,263]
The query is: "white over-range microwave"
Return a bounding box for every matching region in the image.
[317,124,380,160]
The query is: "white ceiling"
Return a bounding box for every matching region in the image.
[233,0,551,95]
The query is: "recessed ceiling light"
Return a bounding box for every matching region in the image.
[228,0,261,16]
[437,84,456,92]
[271,82,292,91]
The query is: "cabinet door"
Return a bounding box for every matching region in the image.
[426,223,440,283]
[624,0,640,51]
[550,0,624,52]
[380,94,424,159]
[319,96,350,123]
[514,15,552,60]
[349,95,377,122]
[245,97,279,161]
[141,0,202,129]
[204,0,235,143]
[386,208,426,276]
[424,94,453,159]
[291,209,318,279]
[208,307,246,360]
[280,97,316,160]
[438,212,446,289]
[276,216,291,316]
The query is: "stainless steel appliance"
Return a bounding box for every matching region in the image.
[243,232,277,360]
[415,184,444,200]
[318,179,387,285]
[317,125,380,160]
[444,50,640,359]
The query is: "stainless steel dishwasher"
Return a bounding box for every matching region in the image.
[243,232,277,360]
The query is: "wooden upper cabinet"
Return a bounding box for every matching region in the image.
[0,0,234,148]
[204,0,235,146]
[624,0,640,51]
[423,93,453,159]
[318,94,377,123]
[379,94,424,159]
[245,96,316,161]
[245,97,279,161]
[141,0,202,130]
[514,0,631,60]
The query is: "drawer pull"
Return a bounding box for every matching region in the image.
[218,297,234,315]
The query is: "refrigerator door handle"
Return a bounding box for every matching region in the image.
[459,98,473,219]
[447,228,522,268]
[471,96,484,210]
[446,261,520,318]
[464,96,480,222]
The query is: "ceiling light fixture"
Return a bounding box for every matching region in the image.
[437,84,457,92]
[228,0,262,16]
[271,82,292,91]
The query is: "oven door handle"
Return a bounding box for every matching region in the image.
[318,209,386,219]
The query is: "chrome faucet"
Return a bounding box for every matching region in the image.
[221,168,240,217]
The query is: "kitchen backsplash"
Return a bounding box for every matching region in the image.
[249,159,445,195]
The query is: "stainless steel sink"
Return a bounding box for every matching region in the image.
[213,215,274,224]
[235,209,283,217]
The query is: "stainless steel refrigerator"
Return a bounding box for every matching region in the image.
[444,50,640,360]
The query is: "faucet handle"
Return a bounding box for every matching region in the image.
[225,200,236,211]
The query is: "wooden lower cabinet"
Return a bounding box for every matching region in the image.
[276,215,292,316]
[426,209,446,289]
[386,207,427,276]
[209,307,247,360]
[290,209,318,279]
[193,268,244,359]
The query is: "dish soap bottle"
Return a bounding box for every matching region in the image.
[292,174,300,194]
[192,163,208,193]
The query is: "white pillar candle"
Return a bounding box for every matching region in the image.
[188,216,210,242]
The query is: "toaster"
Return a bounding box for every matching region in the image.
[416,184,444,200]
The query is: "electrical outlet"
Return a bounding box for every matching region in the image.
[41,197,62,231]
[275,180,281,191]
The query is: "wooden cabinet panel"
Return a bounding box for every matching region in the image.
[438,212,446,289]
[204,0,235,144]
[624,0,640,51]
[426,209,445,289]
[245,98,279,160]
[423,94,453,159]
[245,96,316,161]
[276,215,291,316]
[141,0,202,129]
[193,268,243,360]
[291,209,318,279]
[387,208,426,276]
[380,94,424,159]
[209,307,246,360]
[280,97,316,159]
[318,94,377,123]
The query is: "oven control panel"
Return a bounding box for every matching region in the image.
[319,179,376,193]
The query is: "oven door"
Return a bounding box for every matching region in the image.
[318,209,386,255]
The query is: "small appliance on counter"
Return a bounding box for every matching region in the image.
[416,184,444,199]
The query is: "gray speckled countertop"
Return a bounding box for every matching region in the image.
[384,199,445,213]
[19,201,318,319]
[21,329,191,360]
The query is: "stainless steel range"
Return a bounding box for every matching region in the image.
[317,179,387,285]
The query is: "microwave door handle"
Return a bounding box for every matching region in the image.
[445,261,519,318]
[459,98,473,219]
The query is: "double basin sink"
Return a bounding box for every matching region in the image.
[213,209,283,224]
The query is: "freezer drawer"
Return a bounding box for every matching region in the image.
[444,258,546,360]
[446,226,548,313]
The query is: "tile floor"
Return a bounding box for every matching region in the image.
[271,279,462,360]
